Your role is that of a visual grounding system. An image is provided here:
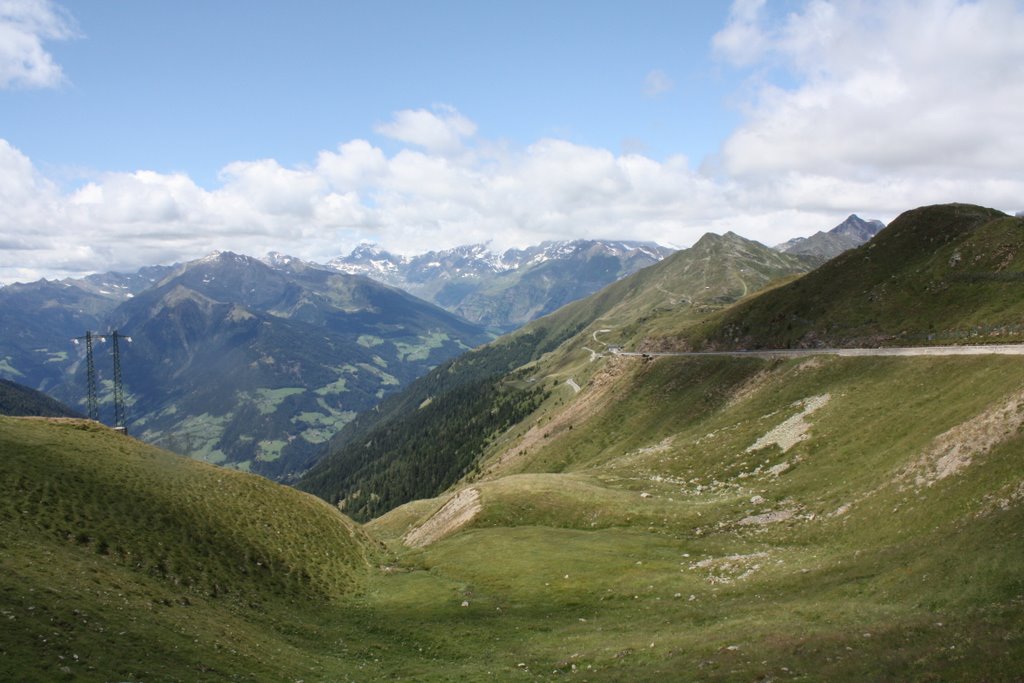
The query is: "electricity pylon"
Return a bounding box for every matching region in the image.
[73,330,131,429]
[72,331,99,421]
[109,330,128,430]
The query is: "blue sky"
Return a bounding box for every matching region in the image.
[6,2,737,185]
[1,0,1023,283]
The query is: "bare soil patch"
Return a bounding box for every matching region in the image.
[746,394,831,454]
[901,387,1024,489]
[403,488,482,548]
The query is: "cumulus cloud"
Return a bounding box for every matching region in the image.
[3,2,1024,284]
[717,0,1024,176]
[0,0,77,88]
[374,104,477,154]
[0,128,737,283]
[713,0,1024,219]
[712,0,768,67]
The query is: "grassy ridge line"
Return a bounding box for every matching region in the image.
[682,204,1024,350]
[300,233,812,516]
[1,417,376,602]
[0,378,81,417]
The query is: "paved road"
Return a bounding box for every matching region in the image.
[613,344,1024,359]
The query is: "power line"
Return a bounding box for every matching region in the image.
[72,330,132,431]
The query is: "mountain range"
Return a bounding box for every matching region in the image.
[326,239,675,331]
[0,238,674,478]
[0,253,491,479]
[3,203,1022,681]
[299,231,817,518]
[304,203,1022,520]
[0,228,873,481]
[100,252,495,478]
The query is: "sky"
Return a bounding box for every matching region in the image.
[1,0,1023,284]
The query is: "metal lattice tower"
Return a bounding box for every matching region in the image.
[73,330,131,429]
[110,330,126,430]
[74,331,99,421]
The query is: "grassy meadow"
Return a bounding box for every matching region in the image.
[3,350,1024,680]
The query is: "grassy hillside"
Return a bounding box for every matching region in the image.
[300,233,812,517]
[6,203,1023,680]
[370,352,1024,680]
[681,204,1024,350]
[6,354,1022,680]
[306,204,1024,679]
[0,417,379,681]
[0,378,80,417]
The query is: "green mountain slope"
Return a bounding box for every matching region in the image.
[683,203,1024,350]
[369,351,1024,680]
[299,233,812,519]
[0,378,80,417]
[5,200,1024,680]
[0,416,378,681]
[308,204,1023,679]
[46,252,493,480]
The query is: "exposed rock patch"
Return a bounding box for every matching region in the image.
[403,488,482,548]
[736,509,795,526]
[901,387,1024,489]
[485,357,629,477]
[688,552,770,584]
[976,480,1024,517]
[746,394,831,454]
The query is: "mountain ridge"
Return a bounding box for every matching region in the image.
[299,231,814,518]
[775,213,885,260]
[327,239,675,331]
[687,203,1023,351]
[4,203,1024,680]
[81,251,491,478]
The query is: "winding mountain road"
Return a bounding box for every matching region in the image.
[613,344,1024,359]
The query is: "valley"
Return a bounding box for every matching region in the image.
[0,240,677,480]
[3,0,1023,678]
[2,204,1022,680]
[4,349,1022,680]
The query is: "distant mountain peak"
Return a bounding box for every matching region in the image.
[262,251,298,267]
[775,214,886,259]
[199,250,225,263]
[326,238,675,331]
[349,242,393,259]
[691,231,750,249]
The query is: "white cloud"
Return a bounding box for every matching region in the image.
[2,2,1024,284]
[315,140,388,190]
[643,69,674,97]
[712,0,768,67]
[0,129,734,282]
[374,105,477,154]
[0,0,77,88]
[718,0,1024,176]
[217,159,326,218]
[711,0,1024,227]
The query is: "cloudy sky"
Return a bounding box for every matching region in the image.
[1,0,1022,284]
